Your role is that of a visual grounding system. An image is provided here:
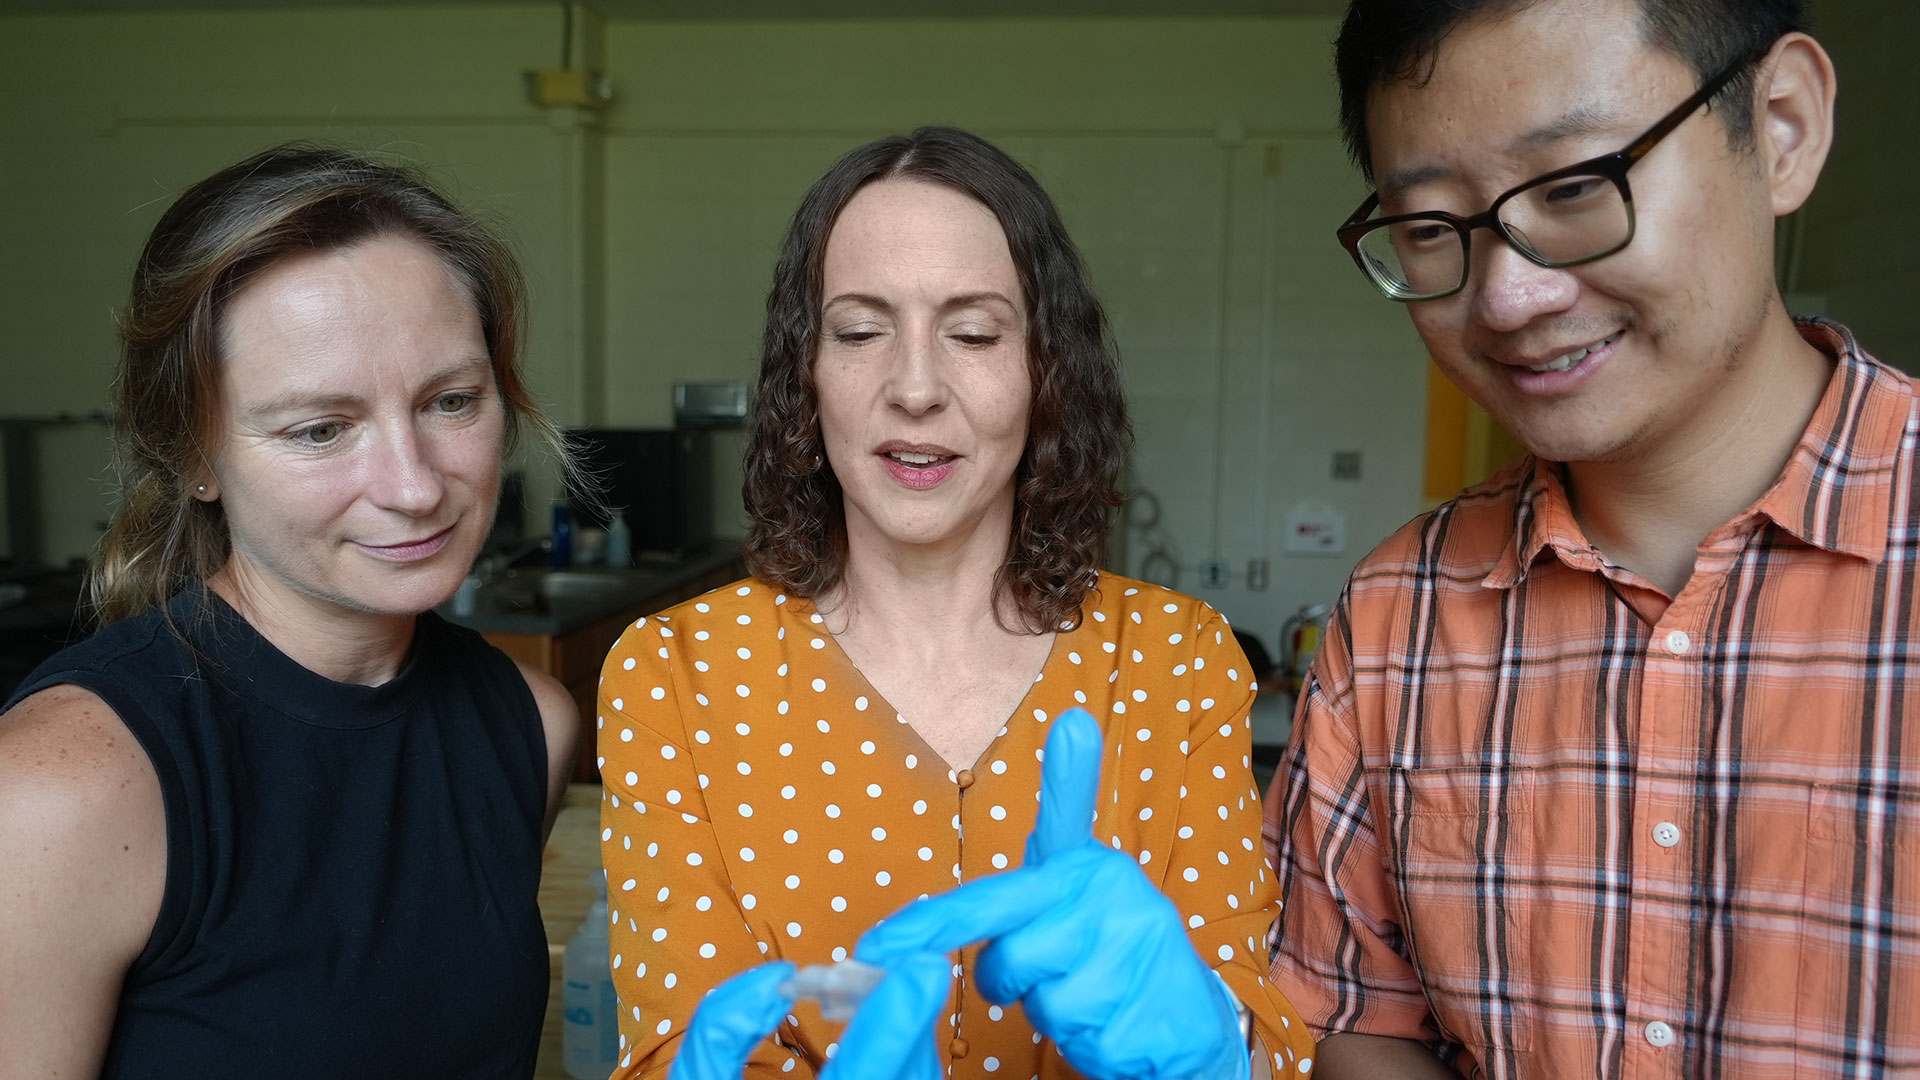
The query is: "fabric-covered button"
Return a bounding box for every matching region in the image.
[1652,821,1681,848]
[1645,1020,1675,1048]
[949,1037,970,1059]
[1664,629,1691,655]
[956,770,975,790]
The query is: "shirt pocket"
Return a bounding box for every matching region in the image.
[1382,765,1537,1059]
[1797,784,1920,1072]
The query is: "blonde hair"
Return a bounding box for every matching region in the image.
[91,143,567,624]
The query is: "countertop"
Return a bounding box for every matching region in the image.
[442,543,744,637]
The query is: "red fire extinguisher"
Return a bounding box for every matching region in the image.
[1279,602,1332,701]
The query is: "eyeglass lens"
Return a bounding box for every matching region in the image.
[1355,171,1633,299]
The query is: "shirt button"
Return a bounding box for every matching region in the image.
[956,770,975,790]
[1653,821,1682,848]
[949,1037,970,1059]
[1665,629,1691,655]
[1645,1020,1675,1048]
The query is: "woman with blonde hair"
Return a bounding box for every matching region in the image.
[0,144,578,1078]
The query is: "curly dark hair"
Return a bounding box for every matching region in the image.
[743,126,1130,634]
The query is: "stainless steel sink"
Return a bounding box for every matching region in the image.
[528,570,632,598]
[472,567,645,614]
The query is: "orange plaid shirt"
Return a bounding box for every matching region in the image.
[1264,320,1920,1078]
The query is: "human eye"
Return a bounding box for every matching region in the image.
[288,420,346,447]
[825,321,885,346]
[432,391,479,414]
[949,327,1003,348]
[1392,220,1453,248]
[1541,176,1609,206]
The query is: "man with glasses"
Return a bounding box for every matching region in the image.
[1262,0,1917,1076]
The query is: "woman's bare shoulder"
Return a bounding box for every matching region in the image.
[0,684,168,1068]
[1,684,161,811]
[0,684,167,922]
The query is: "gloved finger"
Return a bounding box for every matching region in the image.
[971,888,1100,1005]
[820,953,953,1080]
[669,961,797,1080]
[854,866,1071,966]
[1024,706,1105,865]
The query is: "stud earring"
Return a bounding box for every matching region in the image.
[196,484,207,495]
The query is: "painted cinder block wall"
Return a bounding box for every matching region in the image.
[0,5,1427,657]
[1,0,1910,661]
[0,5,603,574]
[594,15,1429,649]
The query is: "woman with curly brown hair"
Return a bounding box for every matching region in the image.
[595,127,1314,1079]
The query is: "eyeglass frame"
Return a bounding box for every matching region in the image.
[1335,48,1765,302]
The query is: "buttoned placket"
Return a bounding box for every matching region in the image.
[950,764,976,1064]
[1617,528,1757,1078]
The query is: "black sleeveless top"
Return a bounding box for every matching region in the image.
[7,588,550,1078]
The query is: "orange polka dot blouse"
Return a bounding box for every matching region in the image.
[597,573,1315,1078]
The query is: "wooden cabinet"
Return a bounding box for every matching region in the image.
[484,556,742,782]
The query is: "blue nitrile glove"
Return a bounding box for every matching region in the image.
[671,962,796,1080]
[669,954,953,1080]
[855,707,1251,1080]
[820,953,951,1080]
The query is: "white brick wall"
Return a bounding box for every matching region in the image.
[7,3,1905,656]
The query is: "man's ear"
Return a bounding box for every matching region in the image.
[1754,32,1837,218]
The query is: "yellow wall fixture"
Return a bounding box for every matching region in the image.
[524,68,612,109]
[1422,358,1526,507]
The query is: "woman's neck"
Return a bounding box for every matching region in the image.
[822,497,1024,644]
[207,562,418,686]
[820,495,1055,772]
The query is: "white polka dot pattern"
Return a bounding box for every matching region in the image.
[595,574,1315,1076]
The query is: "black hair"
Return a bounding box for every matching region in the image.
[1334,0,1811,181]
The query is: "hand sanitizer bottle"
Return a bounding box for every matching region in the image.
[563,872,620,1079]
[605,512,632,568]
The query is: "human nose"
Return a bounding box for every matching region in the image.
[364,420,446,515]
[884,322,948,416]
[1465,233,1578,332]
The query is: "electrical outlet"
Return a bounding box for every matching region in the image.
[1246,558,1270,591]
[1332,450,1363,481]
[1201,559,1230,589]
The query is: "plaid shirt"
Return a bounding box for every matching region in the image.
[1264,320,1920,1078]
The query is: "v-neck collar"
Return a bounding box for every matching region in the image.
[787,592,1065,776]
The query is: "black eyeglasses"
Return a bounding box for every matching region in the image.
[1336,52,1761,302]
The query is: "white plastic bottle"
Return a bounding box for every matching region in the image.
[605,512,633,568]
[563,872,620,1079]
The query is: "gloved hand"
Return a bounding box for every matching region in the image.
[668,953,953,1080]
[855,707,1251,1080]
[671,962,795,1080]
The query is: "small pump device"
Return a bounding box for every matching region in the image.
[779,959,887,1021]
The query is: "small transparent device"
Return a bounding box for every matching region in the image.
[779,959,886,1021]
